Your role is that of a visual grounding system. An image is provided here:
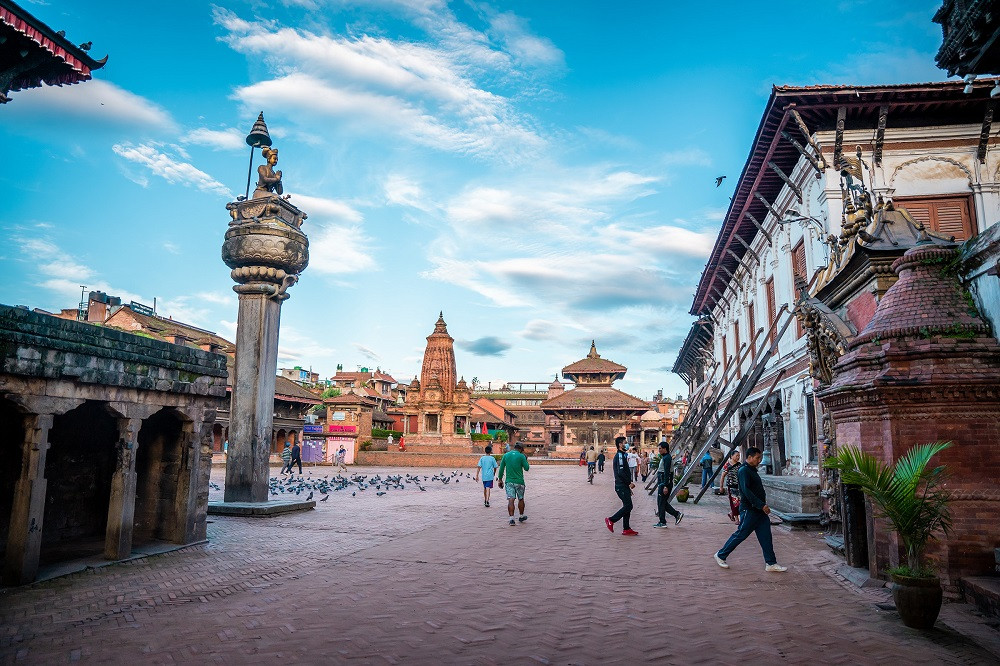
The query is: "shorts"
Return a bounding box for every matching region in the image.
[483,480,494,488]
[505,483,526,500]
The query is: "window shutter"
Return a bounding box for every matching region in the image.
[896,196,975,242]
[765,278,776,345]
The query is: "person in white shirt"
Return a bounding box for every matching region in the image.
[627,447,640,482]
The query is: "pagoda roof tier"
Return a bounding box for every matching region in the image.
[561,341,626,378]
[0,0,107,102]
[541,386,649,412]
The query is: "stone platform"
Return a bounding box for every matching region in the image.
[761,474,821,513]
[356,451,577,467]
[207,500,315,516]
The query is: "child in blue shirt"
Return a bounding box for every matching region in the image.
[475,445,499,508]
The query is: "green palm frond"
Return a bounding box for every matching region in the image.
[824,441,952,570]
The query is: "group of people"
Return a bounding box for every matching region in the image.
[279,441,349,474]
[473,435,788,573]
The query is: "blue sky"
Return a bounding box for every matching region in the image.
[1,0,947,398]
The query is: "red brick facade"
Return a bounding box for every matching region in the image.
[819,246,1000,597]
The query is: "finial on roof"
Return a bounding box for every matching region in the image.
[433,311,448,334]
[588,340,600,358]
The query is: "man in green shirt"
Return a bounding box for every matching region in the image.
[498,442,530,526]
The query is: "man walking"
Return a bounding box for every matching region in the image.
[586,445,598,483]
[497,442,530,526]
[700,450,714,489]
[597,449,606,473]
[335,444,348,472]
[605,437,638,536]
[627,446,640,482]
[714,447,787,572]
[280,441,292,474]
[475,444,498,507]
[290,439,303,475]
[653,441,683,528]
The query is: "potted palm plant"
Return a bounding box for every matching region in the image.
[824,441,952,630]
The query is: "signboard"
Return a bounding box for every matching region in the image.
[331,412,346,421]
[302,439,325,463]
[303,424,323,434]
[328,424,356,433]
[129,301,155,317]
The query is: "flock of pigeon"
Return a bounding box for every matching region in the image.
[209,470,475,502]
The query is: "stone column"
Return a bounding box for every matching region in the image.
[4,413,52,586]
[105,417,141,560]
[222,194,308,503]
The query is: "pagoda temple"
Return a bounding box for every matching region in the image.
[401,313,472,448]
[541,341,649,458]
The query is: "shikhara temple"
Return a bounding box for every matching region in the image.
[0,0,106,104]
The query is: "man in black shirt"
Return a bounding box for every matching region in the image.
[290,441,303,475]
[605,437,638,536]
[653,441,683,528]
[714,447,787,572]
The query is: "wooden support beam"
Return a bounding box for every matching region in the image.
[754,192,783,223]
[717,262,735,280]
[834,106,847,170]
[767,160,802,204]
[874,105,888,166]
[744,211,773,246]
[978,100,995,164]
[732,236,760,264]
[787,107,827,171]
[780,130,824,176]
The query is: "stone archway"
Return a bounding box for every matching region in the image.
[0,398,25,560]
[134,408,188,545]
[41,401,118,565]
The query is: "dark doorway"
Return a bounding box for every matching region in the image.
[41,401,117,564]
[135,409,186,545]
[0,398,25,557]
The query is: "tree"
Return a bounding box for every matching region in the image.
[310,387,341,413]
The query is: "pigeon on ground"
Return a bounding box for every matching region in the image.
[306,491,313,500]
[377,491,386,496]
[320,495,329,501]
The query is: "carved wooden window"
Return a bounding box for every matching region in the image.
[765,277,776,344]
[894,195,976,242]
[721,335,728,374]
[733,320,741,378]
[791,240,806,337]
[747,302,756,358]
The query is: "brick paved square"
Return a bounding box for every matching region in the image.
[1,465,996,664]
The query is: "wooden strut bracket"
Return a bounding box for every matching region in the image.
[733,235,761,264]
[780,131,824,176]
[744,211,773,246]
[874,105,888,166]
[754,192,784,224]
[978,100,995,164]
[834,106,847,170]
[767,161,803,204]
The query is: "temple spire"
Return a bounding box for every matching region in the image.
[588,340,600,359]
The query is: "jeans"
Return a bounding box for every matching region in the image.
[701,468,713,488]
[656,485,681,522]
[290,458,302,474]
[610,485,633,530]
[717,509,776,565]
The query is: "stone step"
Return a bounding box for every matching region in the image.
[962,577,1000,619]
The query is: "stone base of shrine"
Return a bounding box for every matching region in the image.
[207,500,316,516]
[356,451,578,467]
[760,475,821,513]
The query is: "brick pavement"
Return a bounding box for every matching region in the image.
[1,465,997,664]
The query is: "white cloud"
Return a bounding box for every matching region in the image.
[309,224,376,274]
[216,8,547,162]
[383,174,435,212]
[182,127,246,151]
[288,192,363,223]
[6,79,175,129]
[486,11,564,68]
[163,241,181,254]
[112,143,232,197]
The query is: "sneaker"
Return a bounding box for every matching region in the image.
[509,518,516,526]
[653,522,668,528]
[485,501,490,508]
[622,529,639,536]
[765,564,788,572]
[675,513,684,526]
[605,517,614,533]
[714,553,729,569]
[518,515,528,522]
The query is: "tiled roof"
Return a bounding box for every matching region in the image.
[324,393,376,406]
[541,386,649,411]
[273,376,322,403]
[562,342,626,375]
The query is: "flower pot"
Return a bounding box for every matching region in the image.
[676,487,690,503]
[890,573,942,630]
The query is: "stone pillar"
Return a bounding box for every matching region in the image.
[222,193,308,503]
[4,413,52,586]
[105,417,141,560]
